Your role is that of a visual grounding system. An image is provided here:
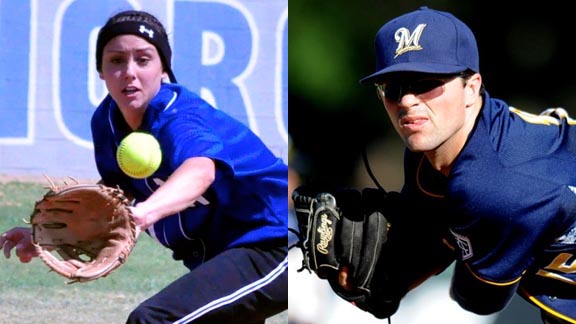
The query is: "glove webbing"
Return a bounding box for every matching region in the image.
[289,193,315,273]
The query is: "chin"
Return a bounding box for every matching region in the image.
[405,141,436,153]
[404,137,423,151]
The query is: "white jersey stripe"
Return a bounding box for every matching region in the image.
[172,256,288,324]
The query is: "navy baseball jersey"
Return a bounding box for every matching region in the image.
[399,91,576,321]
[91,83,288,270]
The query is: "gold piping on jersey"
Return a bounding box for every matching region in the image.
[464,262,523,286]
[518,286,576,323]
[416,155,446,198]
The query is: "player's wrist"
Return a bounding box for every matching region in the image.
[131,202,157,231]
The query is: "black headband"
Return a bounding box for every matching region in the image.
[96,20,177,83]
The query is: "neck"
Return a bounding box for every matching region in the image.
[425,95,483,176]
[120,109,145,131]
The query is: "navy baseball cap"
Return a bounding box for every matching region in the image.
[360,6,479,84]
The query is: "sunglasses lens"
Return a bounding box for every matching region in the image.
[379,78,448,101]
[411,79,446,94]
[377,73,461,102]
[383,83,402,101]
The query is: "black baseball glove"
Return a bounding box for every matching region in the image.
[291,186,399,318]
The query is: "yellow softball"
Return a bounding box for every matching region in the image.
[116,132,162,179]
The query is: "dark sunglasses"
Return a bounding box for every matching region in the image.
[375,74,462,102]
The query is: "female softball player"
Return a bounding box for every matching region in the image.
[1,9,287,324]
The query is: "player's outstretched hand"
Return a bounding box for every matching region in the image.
[0,227,37,263]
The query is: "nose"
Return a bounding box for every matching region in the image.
[396,92,422,108]
[123,60,136,80]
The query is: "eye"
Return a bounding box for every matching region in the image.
[106,54,126,65]
[136,56,151,65]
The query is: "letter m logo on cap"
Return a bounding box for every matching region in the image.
[394,24,427,58]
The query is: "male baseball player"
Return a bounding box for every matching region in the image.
[293,6,576,324]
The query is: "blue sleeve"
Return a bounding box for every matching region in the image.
[451,261,519,315]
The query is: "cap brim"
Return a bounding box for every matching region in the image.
[359,63,469,84]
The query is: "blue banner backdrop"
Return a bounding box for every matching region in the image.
[0,0,287,179]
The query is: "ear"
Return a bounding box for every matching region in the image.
[98,71,104,80]
[376,86,385,102]
[464,73,482,105]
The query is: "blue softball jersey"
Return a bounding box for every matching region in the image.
[91,83,288,269]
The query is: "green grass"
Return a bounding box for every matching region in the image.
[0,181,287,324]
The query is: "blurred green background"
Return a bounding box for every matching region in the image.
[289,0,576,188]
